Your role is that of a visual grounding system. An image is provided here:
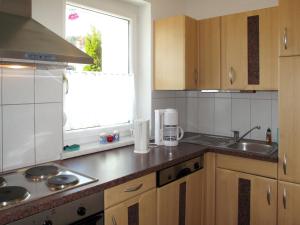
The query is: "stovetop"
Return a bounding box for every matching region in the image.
[0,163,98,210]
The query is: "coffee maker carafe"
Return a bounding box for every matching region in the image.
[154,109,184,147]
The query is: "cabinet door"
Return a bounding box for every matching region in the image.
[154,16,198,90]
[278,181,300,225]
[157,170,204,225]
[198,17,221,89]
[186,170,205,225]
[279,0,300,56]
[105,189,156,225]
[216,168,277,225]
[221,8,278,90]
[279,57,300,183]
[157,177,185,225]
[221,12,247,90]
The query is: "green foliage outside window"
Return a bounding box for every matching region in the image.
[84,26,102,72]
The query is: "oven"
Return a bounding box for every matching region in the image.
[71,212,104,225]
[8,192,104,225]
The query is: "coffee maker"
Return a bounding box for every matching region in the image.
[154,109,184,147]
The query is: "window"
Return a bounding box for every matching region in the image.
[64,4,134,133]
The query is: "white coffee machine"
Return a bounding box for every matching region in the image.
[154,109,184,147]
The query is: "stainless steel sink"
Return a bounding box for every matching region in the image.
[181,134,234,147]
[226,142,277,155]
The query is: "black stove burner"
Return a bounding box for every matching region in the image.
[25,165,59,181]
[0,177,6,187]
[0,186,30,207]
[47,174,79,190]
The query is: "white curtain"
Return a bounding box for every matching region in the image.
[64,71,134,131]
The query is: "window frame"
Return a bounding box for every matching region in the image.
[63,1,137,147]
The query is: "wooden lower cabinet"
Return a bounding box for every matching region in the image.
[278,181,300,225]
[157,170,205,225]
[216,168,277,225]
[105,188,156,225]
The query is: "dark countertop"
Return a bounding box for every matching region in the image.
[0,135,278,224]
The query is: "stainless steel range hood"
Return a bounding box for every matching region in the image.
[0,0,93,64]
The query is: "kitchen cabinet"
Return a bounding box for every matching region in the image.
[278,181,300,225]
[279,57,300,183]
[198,17,221,90]
[221,7,278,90]
[104,174,156,225]
[279,0,300,56]
[154,15,198,90]
[216,168,277,225]
[105,189,156,225]
[157,170,205,225]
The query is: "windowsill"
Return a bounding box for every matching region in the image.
[61,136,134,159]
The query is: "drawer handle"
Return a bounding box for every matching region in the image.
[194,69,198,85]
[267,186,271,205]
[283,153,287,175]
[283,27,288,50]
[124,183,143,192]
[229,67,235,85]
[112,216,117,225]
[283,187,287,209]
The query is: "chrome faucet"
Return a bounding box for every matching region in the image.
[232,126,261,143]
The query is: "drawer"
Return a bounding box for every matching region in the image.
[216,154,277,179]
[104,173,156,209]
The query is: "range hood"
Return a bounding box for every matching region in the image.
[0,0,93,64]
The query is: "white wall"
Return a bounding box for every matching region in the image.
[146,0,185,19]
[185,0,278,19]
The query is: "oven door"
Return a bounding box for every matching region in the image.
[70,212,104,225]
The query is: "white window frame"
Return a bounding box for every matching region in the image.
[63,1,138,156]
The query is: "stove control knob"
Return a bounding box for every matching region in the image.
[43,220,53,225]
[77,207,86,216]
[194,162,200,170]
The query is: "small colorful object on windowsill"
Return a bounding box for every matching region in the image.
[99,130,120,144]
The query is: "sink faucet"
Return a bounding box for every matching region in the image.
[232,126,261,143]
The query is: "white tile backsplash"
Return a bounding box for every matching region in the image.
[3,104,35,171]
[214,97,232,136]
[152,91,279,142]
[186,98,199,132]
[231,98,251,138]
[250,99,272,140]
[0,65,65,171]
[35,69,63,103]
[2,68,34,104]
[35,103,63,164]
[175,97,187,130]
[198,97,214,134]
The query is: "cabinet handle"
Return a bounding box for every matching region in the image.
[124,183,143,192]
[283,187,287,209]
[267,186,271,205]
[283,27,288,50]
[112,216,117,225]
[194,69,198,85]
[63,73,69,95]
[283,153,287,175]
[229,67,235,85]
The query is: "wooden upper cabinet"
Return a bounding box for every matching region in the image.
[154,16,198,90]
[221,7,279,90]
[216,168,277,225]
[279,0,300,56]
[279,57,300,183]
[278,181,300,225]
[198,17,221,90]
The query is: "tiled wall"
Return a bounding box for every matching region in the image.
[0,61,63,172]
[152,91,278,142]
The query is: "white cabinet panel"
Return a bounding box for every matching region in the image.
[3,105,35,171]
[35,103,63,164]
[35,69,63,103]
[2,68,34,104]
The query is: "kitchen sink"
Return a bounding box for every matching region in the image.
[226,142,277,155]
[181,134,234,147]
